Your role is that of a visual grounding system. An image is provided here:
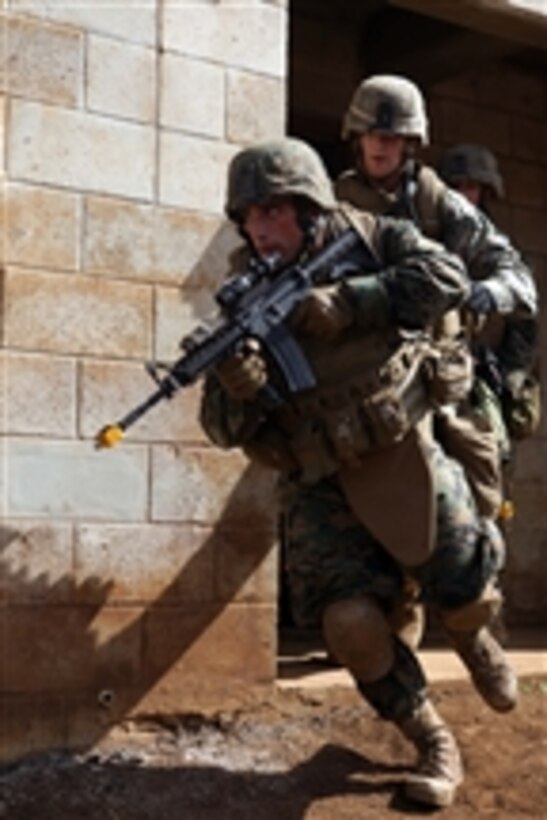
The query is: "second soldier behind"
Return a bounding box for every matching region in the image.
[438,142,541,463]
[335,76,538,467]
[335,75,539,640]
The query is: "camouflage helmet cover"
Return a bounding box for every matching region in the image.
[438,143,504,199]
[342,74,429,144]
[226,137,337,220]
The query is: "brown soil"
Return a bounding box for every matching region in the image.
[0,675,545,819]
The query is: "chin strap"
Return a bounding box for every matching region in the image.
[390,157,421,228]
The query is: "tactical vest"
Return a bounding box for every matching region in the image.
[335,164,445,240]
[241,203,473,486]
[269,326,435,485]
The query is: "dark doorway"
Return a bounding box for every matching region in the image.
[279,0,547,672]
[288,0,545,176]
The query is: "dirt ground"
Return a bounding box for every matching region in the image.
[0,675,545,820]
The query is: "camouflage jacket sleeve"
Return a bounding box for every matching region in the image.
[199,372,265,449]
[343,214,469,330]
[437,187,537,317]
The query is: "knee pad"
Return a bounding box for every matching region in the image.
[322,596,394,682]
[440,579,503,633]
[428,517,506,611]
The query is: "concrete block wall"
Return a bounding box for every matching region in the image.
[428,63,547,624]
[1,0,287,761]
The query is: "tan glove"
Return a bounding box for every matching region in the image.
[215,340,267,401]
[291,284,354,339]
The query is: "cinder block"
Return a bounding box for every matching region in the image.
[0,604,143,692]
[0,360,6,442]
[142,602,276,687]
[2,267,152,358]
[0,519,73,604]
[9,0,156,45]
[74,522,215,604]
[0,440,6,521]
[151,445,277,527]
[2,16,83,107]
[8,99,155,200]
[0,693,69,763]
[0,605,102,692]
[160,52,224,138]
[163,1,286,77]
[159,132,237,213]
[87,35,155,123]
[0,351,76,436]
[227,69,285,144]
[214,526,278,604]
[84,196,227,285]
[87,605,144,689]
[153,221,241,357]
[4,182,79,270]
[180,215,241,290]
[154,284,217,361]
[5,439,148,520]
[71,602,276,731]
[79,359,205,444]
[0,96,5,176]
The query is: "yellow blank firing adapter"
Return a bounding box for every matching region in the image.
[499,499,515,522]
[95,425,125,449]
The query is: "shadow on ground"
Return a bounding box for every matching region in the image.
[0,742,416,820]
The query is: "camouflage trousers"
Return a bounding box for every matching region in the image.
[279,439,504,630]
[471,376,511,463]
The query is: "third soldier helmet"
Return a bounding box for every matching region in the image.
[226,138,336,221]
[342,75,429,145]
[438,143,504,199]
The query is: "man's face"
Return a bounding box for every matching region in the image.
[360,131,405,181]
[242,198,305,265]
[452,179,482,207]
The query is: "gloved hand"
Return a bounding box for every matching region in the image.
[215,340,267,401]
[467,281,498,315]
[503,368,527,399]
[291,284,354,339]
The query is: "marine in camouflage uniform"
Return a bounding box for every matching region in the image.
[438,143,541,457]
[336,76,538,470]
[336,75,539,647]
[199,137,517,808]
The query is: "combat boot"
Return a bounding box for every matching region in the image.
[448,626,518,712]
[398,699,463,808]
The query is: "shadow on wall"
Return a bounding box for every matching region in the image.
[0,460,277,763]
[176,218,243,322]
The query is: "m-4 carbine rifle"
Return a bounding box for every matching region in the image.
[96,227,373,448]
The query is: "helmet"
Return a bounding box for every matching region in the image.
[438,144,504,199]
[342,75,428,144]
[225,137,336,220]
